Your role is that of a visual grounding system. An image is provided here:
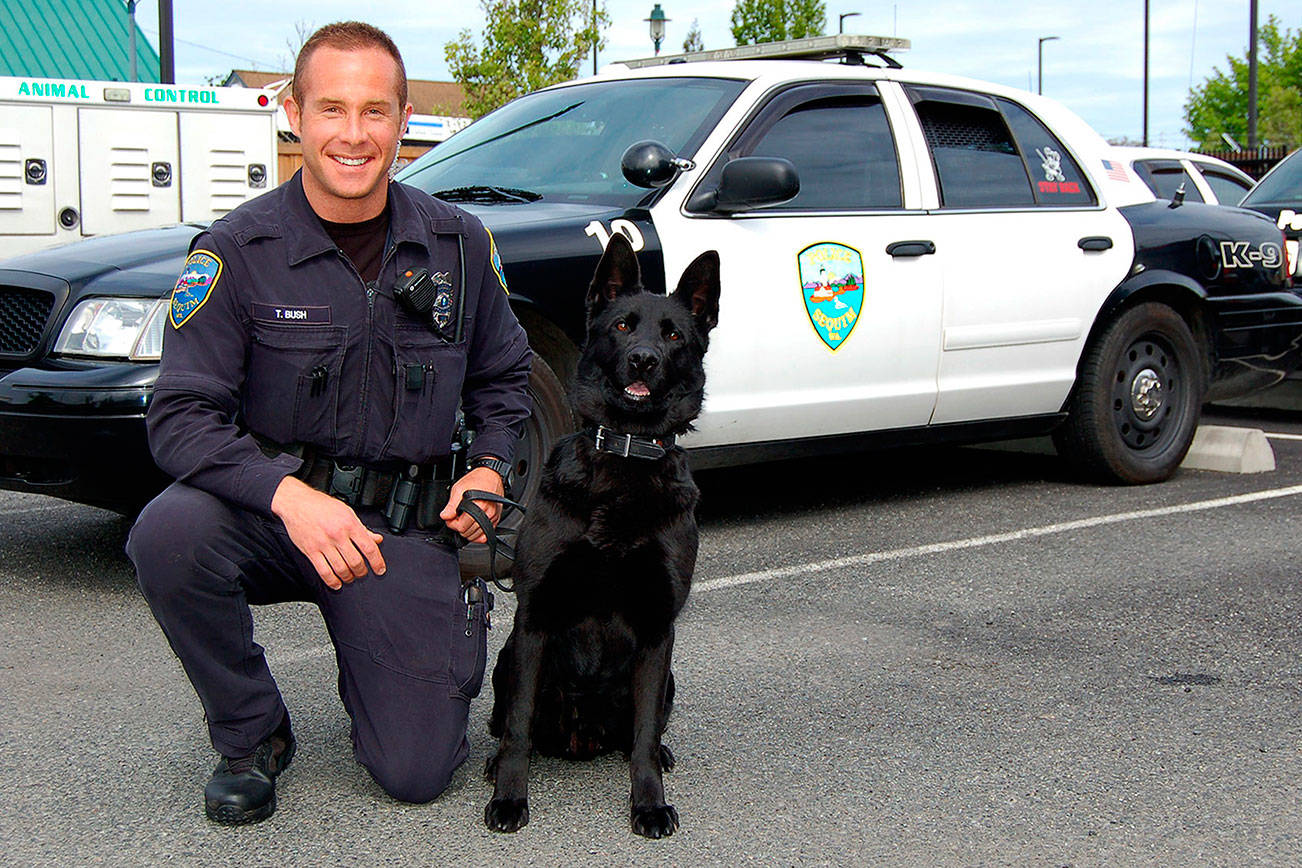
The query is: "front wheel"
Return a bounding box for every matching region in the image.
[1053,302,1206,484]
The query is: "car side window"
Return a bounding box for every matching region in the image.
[1133,161,1206,203]
[996,99,1097,206]
[1197,167,1252,205]
[745,93,903,211]
[908,87,1033,208]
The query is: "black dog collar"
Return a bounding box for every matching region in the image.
[588,426,676,460]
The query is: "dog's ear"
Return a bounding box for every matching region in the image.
[670,250,721,333]
[587,233,643,315]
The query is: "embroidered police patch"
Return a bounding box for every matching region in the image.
[486,227,509,294]
[170,249,223,328]
[798,242,865,351]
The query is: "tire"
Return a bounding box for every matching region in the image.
[1053,302,1206,484]
[459,353,574,578]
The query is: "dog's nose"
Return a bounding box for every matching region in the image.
[628,348,659,378]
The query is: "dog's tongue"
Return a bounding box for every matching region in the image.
[625,381,651,398]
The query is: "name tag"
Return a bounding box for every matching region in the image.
[251,303,331,324]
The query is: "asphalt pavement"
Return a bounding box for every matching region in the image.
[2,406,1301,866]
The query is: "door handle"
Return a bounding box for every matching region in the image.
[886,240,936,257]
[1078,236,1113,251]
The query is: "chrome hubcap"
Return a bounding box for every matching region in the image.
[1130,368,1164,420]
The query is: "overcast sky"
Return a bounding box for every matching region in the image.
[127,1,1298,147]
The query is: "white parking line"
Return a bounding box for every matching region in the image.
[693,483,1302,595]
[267,482,1302,665]
[1264,432,1302,441]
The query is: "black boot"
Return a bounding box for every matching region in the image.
[204,717,296,825]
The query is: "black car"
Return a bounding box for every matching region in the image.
[3,40,1301,521]
[1240,147,1302,282]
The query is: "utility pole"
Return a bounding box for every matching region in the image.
[1142,0,1149,146]
[593,0,598,75]
[158,0,175,84]
[1248,0,1259,149]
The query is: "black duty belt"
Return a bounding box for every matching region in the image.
[256,436,456,536]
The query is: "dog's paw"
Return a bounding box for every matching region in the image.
[631,803,679,839]
[659,743,676,772]
[483,752,498,781]
[485,797,530,833]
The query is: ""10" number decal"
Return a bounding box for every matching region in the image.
[584,220,645,251]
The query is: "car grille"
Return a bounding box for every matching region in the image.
[0,286,55,355]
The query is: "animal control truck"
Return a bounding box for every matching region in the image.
[0,76,279,257]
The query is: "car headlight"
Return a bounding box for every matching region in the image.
[53,297,170,361]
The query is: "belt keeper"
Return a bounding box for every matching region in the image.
[384,464,421,534]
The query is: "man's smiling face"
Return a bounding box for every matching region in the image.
[285,44,413,222]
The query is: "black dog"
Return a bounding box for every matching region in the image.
[484,233,720,838]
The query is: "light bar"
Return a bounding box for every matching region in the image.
[619,34,910,69]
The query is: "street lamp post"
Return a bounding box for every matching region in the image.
[1037,35,1059,95]
[646,4,669,56]
[839,12,861,34]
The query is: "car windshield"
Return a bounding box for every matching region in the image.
[1242,150,1302,207]
[397,77,746,207]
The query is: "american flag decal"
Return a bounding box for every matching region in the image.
[1102,159,1129,182]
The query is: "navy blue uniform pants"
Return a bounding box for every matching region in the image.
[126,482,488,803]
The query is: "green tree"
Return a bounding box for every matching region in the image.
[1185,15,1302,149]
[445,0,608,119]
[683,18,705,53]
[730,0,825,46]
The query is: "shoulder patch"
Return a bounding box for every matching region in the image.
[170,249,223,328]
[486,227,509,294]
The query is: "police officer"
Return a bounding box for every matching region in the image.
[126,22,532,824]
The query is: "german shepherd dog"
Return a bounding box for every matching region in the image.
[484,233,721,838]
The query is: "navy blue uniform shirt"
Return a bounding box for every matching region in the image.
[148,170,533,516]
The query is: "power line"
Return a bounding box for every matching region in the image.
[137,26,274,68]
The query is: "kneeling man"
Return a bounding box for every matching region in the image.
[127,21,532,824]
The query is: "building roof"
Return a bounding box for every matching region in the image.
[224,69,466,116]
[1,0,161,82]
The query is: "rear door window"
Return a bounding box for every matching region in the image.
[909,87,1033,208]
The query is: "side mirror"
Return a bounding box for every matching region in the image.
[710,157,800,214]
[621,140,695,189]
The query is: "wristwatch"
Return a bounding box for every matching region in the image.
[469,456,512,483]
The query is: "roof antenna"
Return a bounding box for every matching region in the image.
[1170,182,1186,208]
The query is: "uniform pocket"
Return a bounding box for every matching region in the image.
[245,324,346,451]
[351,540,461,683]
[382,325,468,462]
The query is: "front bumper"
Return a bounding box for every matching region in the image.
[0,364,166,513]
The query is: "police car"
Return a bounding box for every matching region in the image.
[1,35,1299,522]
[1109,146,1255,206]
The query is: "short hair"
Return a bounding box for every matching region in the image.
[292,21,408,109]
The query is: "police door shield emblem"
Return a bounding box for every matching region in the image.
[798,242,864,351]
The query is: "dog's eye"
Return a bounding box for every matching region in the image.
[665,329,681,341]
[614,320,630,332]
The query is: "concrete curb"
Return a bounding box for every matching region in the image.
[1180,425,1276,474]
[974,425,1277,475]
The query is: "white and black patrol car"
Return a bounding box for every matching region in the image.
[1,35,1300,519]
